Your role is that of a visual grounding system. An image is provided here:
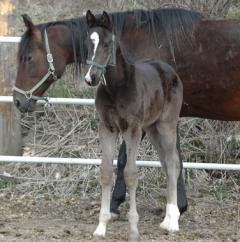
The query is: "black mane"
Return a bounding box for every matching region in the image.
[19,8,203,67]
[110,8,202,59]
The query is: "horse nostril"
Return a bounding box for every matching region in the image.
[14,99,21,108]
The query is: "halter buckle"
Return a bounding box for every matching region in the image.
[47,53,53,63]
[43,98,51,108]
[25,91,32,99]
[51,72,58,81]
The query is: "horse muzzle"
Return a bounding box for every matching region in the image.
[13,92,36,113]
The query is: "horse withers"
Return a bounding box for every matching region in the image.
[85,10,183,241]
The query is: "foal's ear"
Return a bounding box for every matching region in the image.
[101,11,112,30]
[86,10,96,27]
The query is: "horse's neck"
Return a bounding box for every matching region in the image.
[64,24,83,64]
[48,18,87,65]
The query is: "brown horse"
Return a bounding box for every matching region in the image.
[13,9,240,120]
[85,10,183,240]
[13,8,240,217]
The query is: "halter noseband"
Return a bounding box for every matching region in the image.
[13,29,57,101]
[86,34,116,85]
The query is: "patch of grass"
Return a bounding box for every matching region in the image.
[78,86,96,99]
[214,185,231,201]
[46,81,71,98]
[199,187,211,196]
[227,9,240,19]
[90,118,98,130]
[0,179,15,190]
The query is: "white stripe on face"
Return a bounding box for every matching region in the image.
[91,32,100,60]
[85,32,100,83]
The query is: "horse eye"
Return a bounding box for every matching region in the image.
[27,56,32,61]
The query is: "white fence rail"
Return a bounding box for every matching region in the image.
[0,36,21,43]
[0,156,240,170]
[0,36,239,171]
[0,96,95,105]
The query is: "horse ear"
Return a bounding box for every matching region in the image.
[101,11,112,30]
[22,14,35,31]
[86,10,96,27]
[22,14,41,44]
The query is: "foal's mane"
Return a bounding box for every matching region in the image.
[19,8,202,68]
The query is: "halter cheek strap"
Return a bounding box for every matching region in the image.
[13,29,57,101]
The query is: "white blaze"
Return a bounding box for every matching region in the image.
[85,32,100,82]
[91,32,100,59]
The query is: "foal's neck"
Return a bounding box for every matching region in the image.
[106,44,133,87]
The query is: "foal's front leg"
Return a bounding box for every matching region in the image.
[123,127,142,242]
[94,123,117,238]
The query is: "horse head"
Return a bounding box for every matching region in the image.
[13,15,70,112]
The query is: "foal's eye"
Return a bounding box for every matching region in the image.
[27,56,32,62]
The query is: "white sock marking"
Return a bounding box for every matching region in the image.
[160,203,180,232]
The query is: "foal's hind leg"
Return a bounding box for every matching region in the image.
[123,127,142,242]
[94,123,117,238]
[176,123,188,214]
[147,122,180,232]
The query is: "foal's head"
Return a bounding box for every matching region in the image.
[85,11,115,86]
[14,15,69,112]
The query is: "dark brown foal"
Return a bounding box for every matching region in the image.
[84,11,183,241]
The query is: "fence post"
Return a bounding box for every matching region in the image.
[0,0,22,155]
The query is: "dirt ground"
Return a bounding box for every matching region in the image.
[0,191,239,242]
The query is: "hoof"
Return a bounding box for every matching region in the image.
[93,224,106,238]
[128,232,140,242]
[111,212,120,220]
[160,204,180,232]
[179,203,188,215]
[110,207,120,215]
[160,217,179,232]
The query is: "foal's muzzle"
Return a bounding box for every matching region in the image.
[85,74,101,86]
